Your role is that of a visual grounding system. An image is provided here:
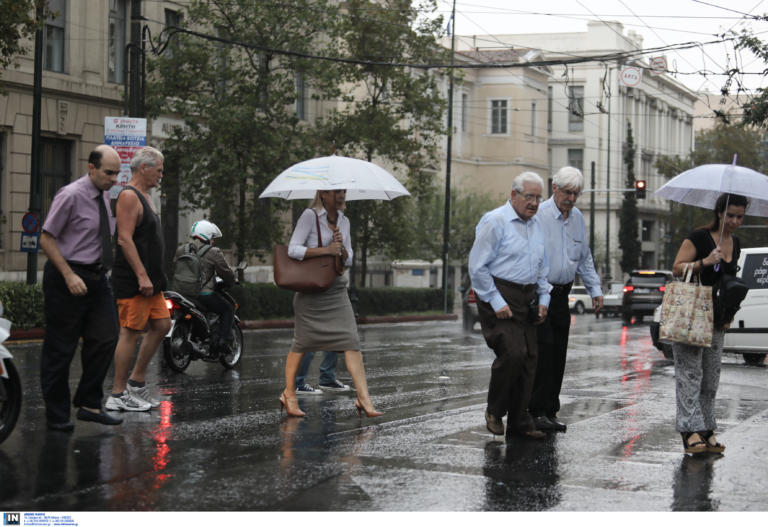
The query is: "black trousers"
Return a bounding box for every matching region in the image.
[529,290,571,418]
[40,261,118,424]
[477,278,538,434]
[197,292,234,341]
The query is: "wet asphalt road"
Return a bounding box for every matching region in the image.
[2,316,768,511]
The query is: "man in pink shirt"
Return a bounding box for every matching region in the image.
[40,144,123,430]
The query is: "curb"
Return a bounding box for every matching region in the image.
[8,314,458,342]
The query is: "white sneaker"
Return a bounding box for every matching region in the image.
[127,384,161,408]
[105,392,151,412]
[295,383,323,396]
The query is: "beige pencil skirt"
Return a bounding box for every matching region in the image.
[290,274,360,353]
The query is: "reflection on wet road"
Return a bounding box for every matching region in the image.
[1,317,767,511]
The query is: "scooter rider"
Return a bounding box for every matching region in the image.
[176,220,235,352]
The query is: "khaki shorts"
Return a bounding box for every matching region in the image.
[116,292,170,330]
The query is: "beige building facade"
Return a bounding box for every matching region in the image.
[0,0,188,280]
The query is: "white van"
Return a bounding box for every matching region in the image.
[722,247,768,365]
[650,247,768,365]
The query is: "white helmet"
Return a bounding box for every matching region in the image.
[190,220,222,243]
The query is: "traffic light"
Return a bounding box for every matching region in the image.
[635,179,646,199]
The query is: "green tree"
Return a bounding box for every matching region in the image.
[314,0,449,286]
[0,0,48,85]
[619,120,641,273]
[145,0,343,265]
[655,123,768,252]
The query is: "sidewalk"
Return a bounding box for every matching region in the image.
[7,313,458,341]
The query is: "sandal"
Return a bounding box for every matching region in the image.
[681,432,707,454]
[702,431,725,454]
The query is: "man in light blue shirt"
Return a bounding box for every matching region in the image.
[530,166,603,433]
[468,172,551,440]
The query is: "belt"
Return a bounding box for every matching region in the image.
[492,276,536,292]
[68,261,107,275]
[549,282,573,296]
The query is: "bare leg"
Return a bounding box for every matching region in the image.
[112,327,142,394]
[129,317,170,384]
[344,350,379,414]
[281,351,306,416]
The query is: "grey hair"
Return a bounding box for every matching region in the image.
[512,171,544,193]
[552,166,584,190]
[130,146,164,172]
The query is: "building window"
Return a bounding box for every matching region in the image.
[295,72,306,120]
[165,9,183,58]
[44,0,66,72]
[547,86,553,132]
[108,0,127,83]
[461,93,467,132]
[41,138,72,223]
[567,148,583,172]
[642,220,654,242]
[568,86,584,132]
[530,101,537,136]
[490,99,507,134]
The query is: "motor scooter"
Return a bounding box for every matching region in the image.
[0,301,21,444]
[162,278,244,373]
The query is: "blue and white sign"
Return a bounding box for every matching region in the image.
[104,117,147,198]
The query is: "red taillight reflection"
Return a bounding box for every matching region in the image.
[659,285,666,292]
[623,285,634,293]
[165,299,174,310]
[468,289,476,304]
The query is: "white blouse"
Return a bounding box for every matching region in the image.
[288,207,353,266]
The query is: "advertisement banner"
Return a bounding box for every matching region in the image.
[104,117,147,198]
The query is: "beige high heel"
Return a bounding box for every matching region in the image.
[280,391,306,417]
[355,398,383,418]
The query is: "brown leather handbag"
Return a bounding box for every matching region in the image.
[273,210,343,293]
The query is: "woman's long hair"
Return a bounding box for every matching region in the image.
[309,190,346,212]
[698,193,748,231]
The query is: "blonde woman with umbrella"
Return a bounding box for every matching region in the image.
[279,189,382,419]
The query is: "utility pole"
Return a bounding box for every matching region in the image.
[128,0,144,117]
[590,161,595,256]
[604,69,612,282]
[441,0,456,313]
[26,3,45,285]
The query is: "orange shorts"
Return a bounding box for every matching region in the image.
[116,292,170,330]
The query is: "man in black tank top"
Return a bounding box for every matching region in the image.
[106,146,170,413]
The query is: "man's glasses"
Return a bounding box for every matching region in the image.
[558,188,581,198]
[521,193,543,204]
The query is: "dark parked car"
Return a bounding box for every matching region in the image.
[622,270,673,324]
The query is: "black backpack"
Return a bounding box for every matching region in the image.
[171,243,212,298]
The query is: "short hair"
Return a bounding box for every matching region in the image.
[88,149,103,169]
[512,171,544,194]
[130,146,164,173]
[552,166,584,190]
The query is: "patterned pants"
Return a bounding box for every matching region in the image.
[672,330,724,433]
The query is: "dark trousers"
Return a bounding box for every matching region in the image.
[530,291,572,418]
[40,261,118,424]
[197,292,234,342]
[477,278,538,434]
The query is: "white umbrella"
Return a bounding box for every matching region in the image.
[655,162,768,217]
[259,155,410,201]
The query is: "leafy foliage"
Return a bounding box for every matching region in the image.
[0,282,45,330]
[0,0,44,71]
[655,123,768,252]
[619,120,641,273]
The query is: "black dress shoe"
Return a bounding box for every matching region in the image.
[47,421,74,432]
[534,415,557,431]
[76,407,123,426]
[548,416,567,432]
[485,409,504,435]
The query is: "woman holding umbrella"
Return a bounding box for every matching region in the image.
[670,192,747,454]
[279,189,382,419]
